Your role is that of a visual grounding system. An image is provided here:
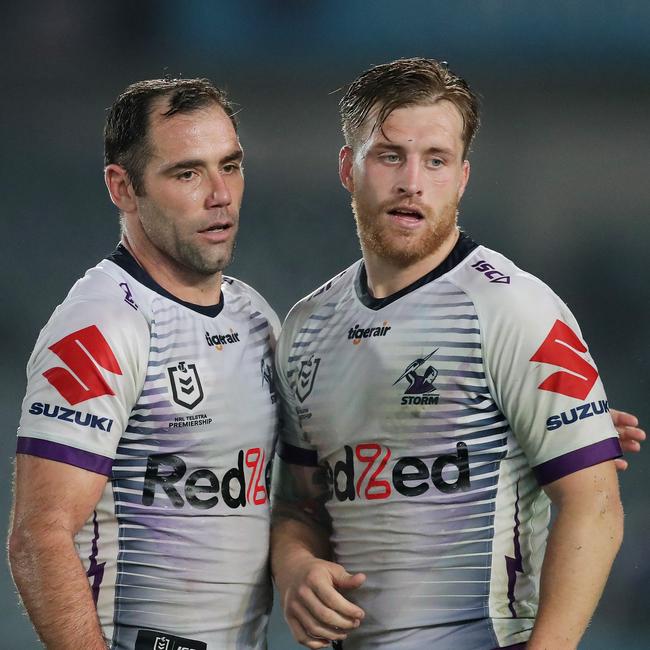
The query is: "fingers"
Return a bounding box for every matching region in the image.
[300,584,362,631]
[288,616,331,649]
[282,560,365,647]
[610,409,645,462]
[610,409,638,428]
[289,598,351,643]
[614,458,629,472]
[332,569,367,592]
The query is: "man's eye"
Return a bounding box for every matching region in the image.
[430,159,443,168]
[177,170,196,180]
[381,153,400,163]
[223,163,241,174]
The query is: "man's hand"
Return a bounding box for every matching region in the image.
[611,409,645,471]
[279,555,366,649]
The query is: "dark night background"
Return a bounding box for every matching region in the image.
[1,2,648,647]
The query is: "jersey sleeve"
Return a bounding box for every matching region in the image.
[274,302,319,468]
[457,256,620,486]
[17,296,150,476]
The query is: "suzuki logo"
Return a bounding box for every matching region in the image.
[43,325,122,405]
[530,319,598,400]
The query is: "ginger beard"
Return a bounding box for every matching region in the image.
[351,192,459,268]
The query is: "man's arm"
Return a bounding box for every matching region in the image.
[610,409,645,471]
[526,460,624,650]
[271,458,365,650]
[8,454,109,649]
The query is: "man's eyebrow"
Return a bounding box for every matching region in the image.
[160,150,244,174]
[370,141,454,156]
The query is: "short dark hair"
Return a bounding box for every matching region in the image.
[339,58,480,158]
[104,78,237,195]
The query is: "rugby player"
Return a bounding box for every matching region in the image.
[9,79,279,649]
[271,58,643,649]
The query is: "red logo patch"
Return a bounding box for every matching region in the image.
[530,320,598,400]
[43,325,123,405]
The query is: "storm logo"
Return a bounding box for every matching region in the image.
[394,349,440,405]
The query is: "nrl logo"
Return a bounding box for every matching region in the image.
[167,361,204,409]
[295,354,321,403]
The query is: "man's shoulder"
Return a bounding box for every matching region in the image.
[51,259,149,327]
[281,261,360,333]
[222,275,280,336]
[447,243,562,315]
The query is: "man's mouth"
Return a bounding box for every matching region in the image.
[387,206,425,224]
[200,223,231,233]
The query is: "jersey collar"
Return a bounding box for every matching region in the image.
[354,231,479,310]
[107,243,225,317]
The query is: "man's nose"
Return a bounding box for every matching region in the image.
[206,171,231,207]
[396,159,423,196]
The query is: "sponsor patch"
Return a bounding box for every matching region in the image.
[530,320,598,400]
[43,325,122,406]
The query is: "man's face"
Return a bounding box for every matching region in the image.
[134,101,244,277]
[340,101,469,267]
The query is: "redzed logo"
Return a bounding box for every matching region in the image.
[43,325,122,405]
[530,320,598,400]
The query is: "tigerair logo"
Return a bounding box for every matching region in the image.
[394,349,440,405]
[348,321,392,345]
[205,329,241,350]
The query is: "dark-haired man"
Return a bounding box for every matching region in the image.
[9,79,279,649]
[271,58,641,649]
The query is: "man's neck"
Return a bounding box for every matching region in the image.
[121,235,223,307]
[363,228,460,299]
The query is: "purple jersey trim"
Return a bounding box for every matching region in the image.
[533,437,621,486]
[17,437,113,476]
[496,644,527,649]
[277,440,319,466]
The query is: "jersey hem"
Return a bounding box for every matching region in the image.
[17,436,113,476]
[533,437,621,485]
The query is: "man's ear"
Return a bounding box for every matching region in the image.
[104,164,138,213]
[339,145,355,193]
[457,159,470,201]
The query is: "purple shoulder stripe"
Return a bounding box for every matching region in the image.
[17,437,113,476]
[533,437,622,486]
[277,440,319,466]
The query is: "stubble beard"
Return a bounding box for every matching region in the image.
[139,200,238,277]
[351,194,459,268]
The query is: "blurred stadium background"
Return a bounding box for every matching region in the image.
[1,1,648,647]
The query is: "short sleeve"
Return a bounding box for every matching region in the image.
[274,304,319,468]
[17,297,150,475]
[460,264,621,486]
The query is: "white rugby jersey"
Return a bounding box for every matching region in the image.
[18,244,279,650]
[274,232,620,650]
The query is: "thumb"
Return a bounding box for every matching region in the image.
[332,566,366,590]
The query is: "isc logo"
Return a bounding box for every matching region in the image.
[471,259,510,284]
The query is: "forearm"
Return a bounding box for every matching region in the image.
[271,501,333,588]
[527,501,623,649]
[9,527,107,649]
